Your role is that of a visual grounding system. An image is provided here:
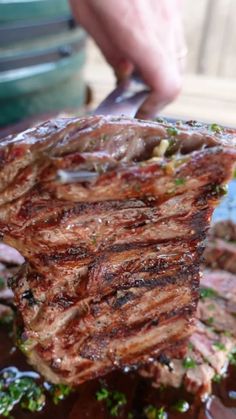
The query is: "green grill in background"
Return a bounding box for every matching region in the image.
[0,0,87,127]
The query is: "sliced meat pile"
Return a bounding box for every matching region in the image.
[140,220,236,399]
[0,116,235,386]
[204,220,236,273]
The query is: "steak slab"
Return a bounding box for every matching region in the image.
[0,116,235,385]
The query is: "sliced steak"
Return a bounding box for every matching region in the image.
[204,239,236,274]
[204,220,236,273]
[0,116,235,385]
[140,261,236,398]
[189,321,235,374]
[210,220,236,242]
[201,270,236,306]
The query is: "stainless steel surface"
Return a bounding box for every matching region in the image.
[57,170,98,183]
[93,73,150,117]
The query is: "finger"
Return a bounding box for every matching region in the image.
[70,0,124,70]
[94,1,182,101]
[114,60,134,82]
[136,89,176,120]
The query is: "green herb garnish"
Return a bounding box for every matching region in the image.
[144,405,167,419]
[213,342,226,351]
[206,317,214,325]
[17,338,34,355]
[182,357,196,369]
[200,287,217,300]
[96,387,127,417]
[49,384,71,405]
[0,371,45,417]
[167,127,178,136]
[210,123,222,133]
[96,387,109,401]
[213,373,223,383]
[174,178,186,186]
[173,399,190,413]
[0,368,72,417]
[228,348,236,365]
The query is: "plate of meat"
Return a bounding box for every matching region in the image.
[0,76,236,418]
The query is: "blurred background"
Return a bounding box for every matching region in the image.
[86,0,236,126]
[0,0,236,131]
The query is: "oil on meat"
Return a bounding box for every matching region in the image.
[0,116,235,385]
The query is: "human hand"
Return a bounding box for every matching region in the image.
[70,0,187,118]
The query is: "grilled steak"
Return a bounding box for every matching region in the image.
[204,220,236,273]
[141,221,236,399]
[140,270,236,398]
[0,116,235,385]
[204,239,236,273]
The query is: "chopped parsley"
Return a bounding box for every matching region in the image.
[228,348,236,365]
[174,178,186,186]
[213,341,226,351]
[17,338,34,355]
[173,399,190,413]
[96,387,109,401]
[213,373,223,383]
[182,357,196,369]
[96,387,127,417]
[210,123,222,134]
[144,405,167,419]
[166,127,179,136]
[206,317,214,326]
[200,287,217,300]
[48,383,71,405]
[0,369,45,417]
[0,368,72,417]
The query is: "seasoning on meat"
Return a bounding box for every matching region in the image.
[141,220,236,399]
[0,116,235,385]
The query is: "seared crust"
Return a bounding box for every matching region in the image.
[0,116,235,385]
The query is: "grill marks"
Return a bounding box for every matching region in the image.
[141,221,236,398]
[0,116,235,385]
